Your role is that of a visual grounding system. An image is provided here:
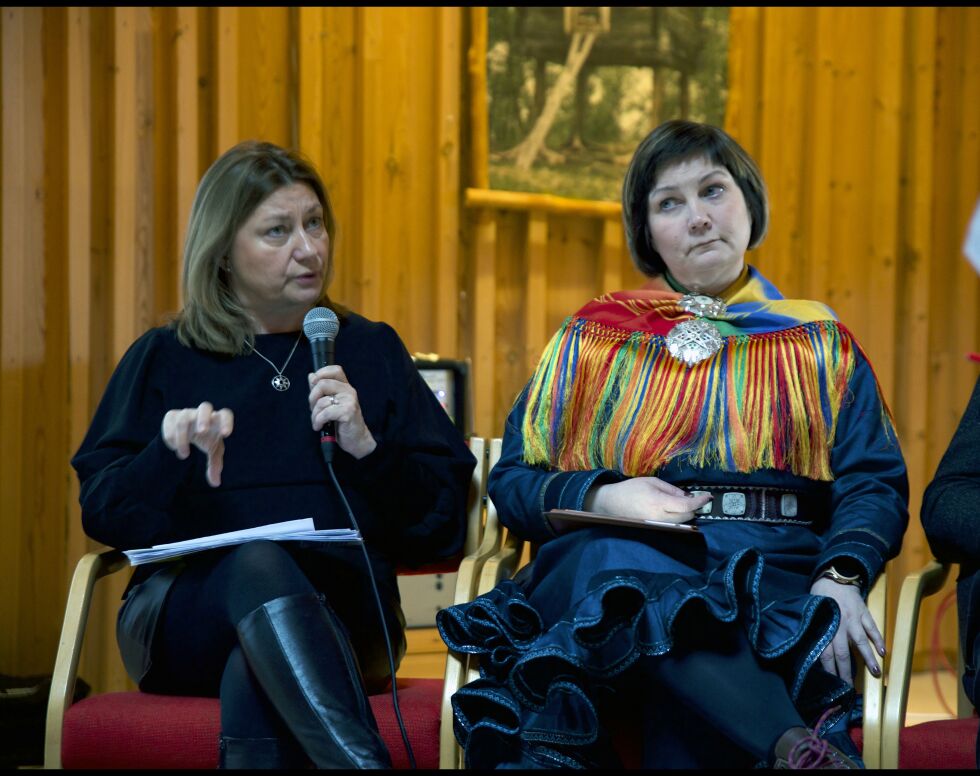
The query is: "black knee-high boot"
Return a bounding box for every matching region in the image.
[218,735,311,769]
[235,593,393,769]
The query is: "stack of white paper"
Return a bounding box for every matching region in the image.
[123,518,361,566]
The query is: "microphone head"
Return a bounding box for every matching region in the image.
[303,306,339,342]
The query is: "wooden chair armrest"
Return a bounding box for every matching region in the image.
[880,559,951,769]
[439,438,503,769]
[476,530,525,598]
[462,437,488,557]
[439,494,512,769]
[861,570,887,769]
[44,547,130,769]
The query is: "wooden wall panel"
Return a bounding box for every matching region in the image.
[707,6,980,667]
[461,7,980,672]
[1,5,44,677]
[2,4,978,695]
[0,5,467,692]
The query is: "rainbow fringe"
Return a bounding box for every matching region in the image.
[522,316,860,481]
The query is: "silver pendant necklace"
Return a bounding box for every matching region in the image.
[665,292,727,366]
[247,331,303,391]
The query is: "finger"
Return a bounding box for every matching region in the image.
[173,413,193,459]
[864,613,886,658]
[832,637,853,685]
[855,614,884,673]
[851,632,881,678]
[663,493,711,514]
[308,378,342,409]
[195,401,214,435]
[216,408,234,438]
[205,438,224,488]
[312,404,339,431]
[819,644,837,677]
[647,478,688,497]
[161,411,178,452]
[310,365,347,384]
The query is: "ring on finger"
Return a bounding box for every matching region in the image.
[328,395,339,405]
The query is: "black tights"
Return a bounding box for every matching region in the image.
[146,540,402,741]
[640,614,805,768]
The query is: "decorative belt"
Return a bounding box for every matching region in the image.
[681,484,817,525]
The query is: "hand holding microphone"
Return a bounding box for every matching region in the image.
[304,307,377,463]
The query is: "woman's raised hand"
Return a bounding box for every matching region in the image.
[583,477,712,524]
[161,401,234,487]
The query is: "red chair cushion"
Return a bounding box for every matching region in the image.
[898,717,979,770]
[61,677,442,769]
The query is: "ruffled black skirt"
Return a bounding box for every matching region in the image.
[437,524,856,769]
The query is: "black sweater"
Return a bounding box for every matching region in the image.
[72,311,476,588]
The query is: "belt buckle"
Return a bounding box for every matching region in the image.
[722,492,746,516]
[780,494,798,518]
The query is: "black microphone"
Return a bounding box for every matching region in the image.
[303,306,341,463]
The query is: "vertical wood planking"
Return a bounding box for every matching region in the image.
[599,218,623,295]
[724,7,763,161]
[866,8,903,404]
[113,7,136,359]
[382,8,419,346]
[215,6,238,154]
[824,7,868,338]
[175,6,200,305]
[356,8,383,320]
[67,5,93,582]
[468,7,489,190]
[495,211,529,422]
[545,215,596,335]
[39,6,70,667]
[434,6,461,358]
[954,9,980,397]
[0,6,43,673]
[153,7,178,320]
[756,7,808,296]
[319,7,358,309]
[296,6,325,177]
[237,7,290,147]
[4,2,980,690]
[473,210,496,437]
[896,6,938,601]
[804,8,835,304]
[525,212,548,379]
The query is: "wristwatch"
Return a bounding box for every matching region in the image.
[819,565,863,587]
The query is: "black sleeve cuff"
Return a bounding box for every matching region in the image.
[538,468,625,537]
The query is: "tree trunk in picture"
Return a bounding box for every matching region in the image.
[513,31,597,171]
[531,58,547,127]
[567,65,588,151]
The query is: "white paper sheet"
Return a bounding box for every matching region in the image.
[123,518,361,565]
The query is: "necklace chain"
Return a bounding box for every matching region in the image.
[248,331,303,391]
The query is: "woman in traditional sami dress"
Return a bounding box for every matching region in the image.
[437,121,908,769]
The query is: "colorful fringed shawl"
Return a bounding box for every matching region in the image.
[522,266,892,481]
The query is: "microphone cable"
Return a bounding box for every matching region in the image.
[325,460,417,769]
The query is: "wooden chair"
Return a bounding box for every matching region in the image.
[45,436,498,770]
[467,483,889,769]
[881,559,978,769]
